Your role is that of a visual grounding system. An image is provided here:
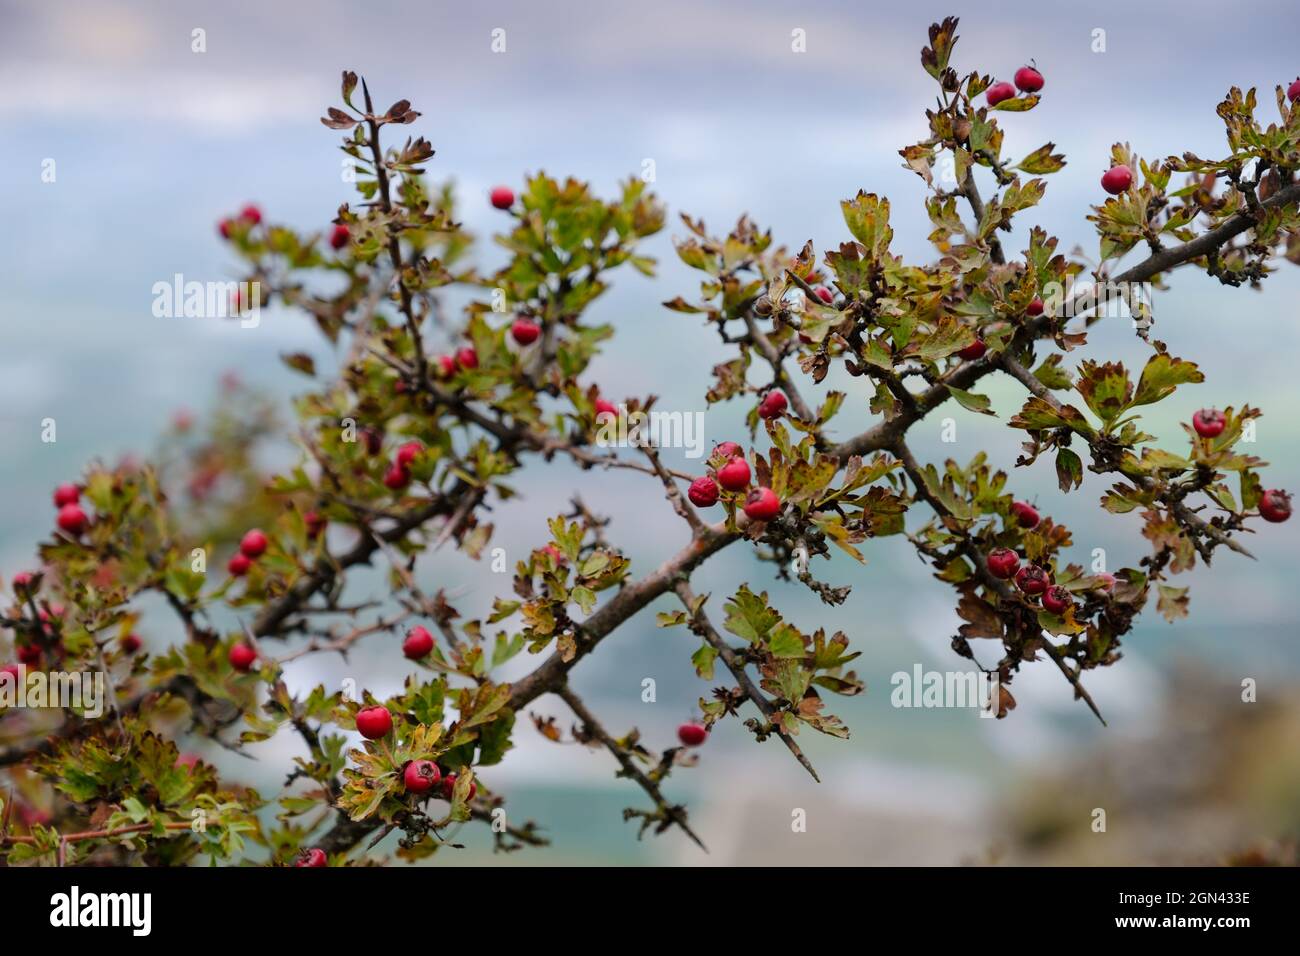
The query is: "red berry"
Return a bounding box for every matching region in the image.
[758,390,788,419]
[396,440,423,468]
[595,398,618,420]
[329,224,350,250]
[439,771,477,802]
[56,504,88,535]
[240,204,262,225]
[1014,65,1044,93]
[677,722,708,746]
[1101,164,1133,195]
[1026,296,1044,317]
[511,318,541,345]
[716,456,752,491]
[1192,409,1226,438]
[1288,78,1300,102]
[456,347,478,370]
[687,476,720,507]
[227,553,252,576]
[985,81,1017,106]
[490,186,515,210]
[240,529,268,558]
[52,483,80,508]
[383,463,412,490]
[957,339,987,361]
[713,441,743,459]
[437,354,457,378]
[1015,564,1050,596]
[218,218,233,239]
[403,759,441,794]
[362,427,384,456]
[743,486,781,521]
[987,548,1021,579]
[304,511,326,539]
[1259,489,1292,523]
[17,644,41,666]
[403,626,435,660]
[355,705,393,740]
[1041,585,1072,615]
[813,286,834,304]
[295,848,327,868]
[228,642,257,672]
[120,633,142,654]
[1010,501,1040,529]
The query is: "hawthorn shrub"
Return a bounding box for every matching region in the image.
[2,17,1298,865]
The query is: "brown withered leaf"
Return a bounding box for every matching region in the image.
[280,352,316,377]
[532,714,562,743]
[321,107,357,130]
[994,683,1016,719]
[957,591,1004,639]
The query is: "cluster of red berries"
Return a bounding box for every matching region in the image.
[10,601,67,669]
[985,63,1044,107]
[436,345,478,378]
[1190,409,1290,522]
[217,204,262,239]
[52,483,88,537]
[351,703,479,801]
[985,500,1075,612]
[383,440,423,491]
[227,528,269,578]
[401,759,478,802]
[226,532,266,671]
[986,547,1074,614]
[686,442,782,521]
[7,601,63,670]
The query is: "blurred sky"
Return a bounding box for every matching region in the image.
[1,0,1298,863]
